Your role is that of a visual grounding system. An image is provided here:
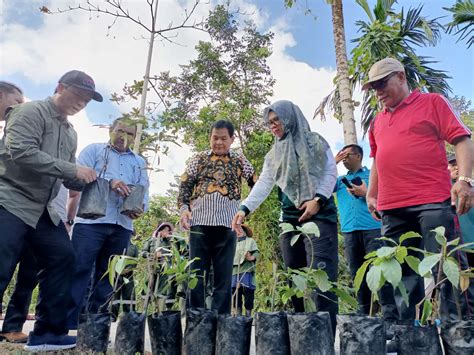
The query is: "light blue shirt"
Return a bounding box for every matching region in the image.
[75,143,149,231]
[335,166,381,233]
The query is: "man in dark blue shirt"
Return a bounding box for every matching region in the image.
[334,144,397,321]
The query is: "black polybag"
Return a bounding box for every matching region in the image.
[393,321,442,355]
[114,311,146,354]
[337,314,385,355]
[216,314,253,355]
[184,308,217,355]
[77,177,109,219]
[76,312,111,353]
[148,311,182,355]
[120,184,145,215]
[255,311,290,355]
[287,312,335,355]
[441,319,474,355]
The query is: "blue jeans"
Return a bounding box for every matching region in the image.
[0,207,74,336]
[66,223,131,329]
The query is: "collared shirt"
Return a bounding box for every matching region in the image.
[369,90,471,210]
[178,150,256,228]
[334,166,381,233]
[75,143,149,231]
[0,97,78,228]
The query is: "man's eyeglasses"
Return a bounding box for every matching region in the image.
[370,72,399,91]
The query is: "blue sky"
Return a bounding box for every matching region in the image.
[1,0,472,194]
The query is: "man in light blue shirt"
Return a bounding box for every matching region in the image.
[66,117,149,329]
[334,144,397,321]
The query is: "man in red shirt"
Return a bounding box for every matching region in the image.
[364,57,473,320]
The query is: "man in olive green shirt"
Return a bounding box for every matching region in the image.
[0,70,101,351]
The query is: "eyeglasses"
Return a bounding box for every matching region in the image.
[370,72,399,91]
[267,117,281,127]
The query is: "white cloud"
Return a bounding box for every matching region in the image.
[1,0,365,195]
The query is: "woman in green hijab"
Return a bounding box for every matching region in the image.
[232,100,339,334]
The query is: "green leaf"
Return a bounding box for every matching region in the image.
[420,299,433,325]
[292,274,307,291]
[405,255,421,274]
[188,277,198,290]
[407,246,428,254]
[399,231,421,245]
[354,260,371,292]
[290,233,301,247]
[447,237,460,247]
[313,269,331,292]
[108,255,119,286]
[418,254,441,277]
[377,237,397,245]
[297,222,320,236]
[433,227,447,246]
[397,281,409,307]
[380,258,402,287]
[395,247,408,264]
[448,242,474,256]
[376,246,396,258]
[280,223,295,234]
[331,287,358,308]
[364,251,377,259]
[366,265,382,293]
[443,258,460,288]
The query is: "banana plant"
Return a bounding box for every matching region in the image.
[354,231,422,316]
[414,226,474,325]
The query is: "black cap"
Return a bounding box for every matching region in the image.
[58,70,103,102]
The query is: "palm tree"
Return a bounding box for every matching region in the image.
[317,0,451,135]
[444,0,474,48]
[284,0,358,144]
[330,0,357,144]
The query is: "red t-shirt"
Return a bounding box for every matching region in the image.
[369,90,471,210]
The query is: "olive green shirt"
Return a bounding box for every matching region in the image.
[232,236,259,275]
[0,97,79,228]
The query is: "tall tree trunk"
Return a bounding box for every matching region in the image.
[133,0,160,154]
[331,0,357,144]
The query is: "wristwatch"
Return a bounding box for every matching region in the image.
[66,219,75,226]
[313,197,322,207]
[458,176,473,187]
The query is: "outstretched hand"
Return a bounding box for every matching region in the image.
[232,211,246,235]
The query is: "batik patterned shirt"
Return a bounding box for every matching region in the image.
[178,150,256,228]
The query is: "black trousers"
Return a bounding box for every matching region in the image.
[343,229,398,321]
[381,200,474,320]
[232,286,255,311]
[189,225,236,314]
[279,219,339,336]
[2,246,38,333]
[0,207,74,335]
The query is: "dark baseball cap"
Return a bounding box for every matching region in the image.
[58,70,103,102]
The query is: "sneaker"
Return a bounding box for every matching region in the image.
[24,331,76,352]
[1,332,29,343]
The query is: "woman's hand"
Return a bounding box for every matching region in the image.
[298,199,320,222]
